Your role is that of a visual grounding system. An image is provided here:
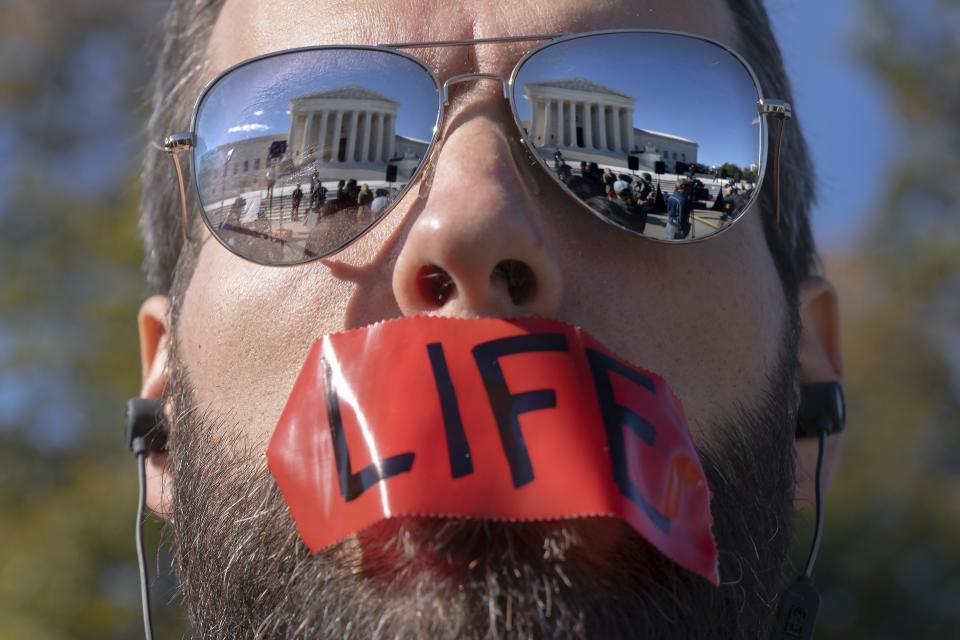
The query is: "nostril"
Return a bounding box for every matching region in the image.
[492,259,537,306]
[418,264,456,307]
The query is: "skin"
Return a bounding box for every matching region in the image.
[139,0,843,554]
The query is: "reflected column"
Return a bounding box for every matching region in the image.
[360,111,372,163]
[302,112,314,158]
[542,99,551,147]
[598,105,608,151]
[331,110,344,163]
[384,114,395,161]
[373,112,384,162]
[317,110,329,162]
[558,100,566,147]
[610,107,623,151]
[289,114,303,160]
[344,111,357,163]
[568,101,577,148]
[583,103,593,150]
[621,109,632,152]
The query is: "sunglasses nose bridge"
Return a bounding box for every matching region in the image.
[441,73,509,106]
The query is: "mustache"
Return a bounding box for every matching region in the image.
[267,316,719,583]
[160,309,801,639]
[164,378,797,639]
[170,433,693,639]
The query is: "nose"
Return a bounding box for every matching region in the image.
[392,101,564,317]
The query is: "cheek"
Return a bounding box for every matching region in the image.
[173,185,420,449]
[177,199,787,452]
[177,241,363,447]
[552,210,787,438]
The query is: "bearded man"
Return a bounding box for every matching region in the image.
[132,0,844,637]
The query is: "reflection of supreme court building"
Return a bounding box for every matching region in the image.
[288,86,398,166]
[522,78,697,172]
[199,85,427,197]
[199,78,702,202]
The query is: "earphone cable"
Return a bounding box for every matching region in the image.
[803,429,826,578]
[134,440,155,640]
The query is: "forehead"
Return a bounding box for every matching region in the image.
[210,0,739,79]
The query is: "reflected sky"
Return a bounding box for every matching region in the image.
[197,35,763,170]
[195,48,441,157]
[513,32,760,168]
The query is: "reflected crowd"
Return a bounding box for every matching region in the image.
[214,162,404,263]
[551,157,754,240]
[210,153,759,263]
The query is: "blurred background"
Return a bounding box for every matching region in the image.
[0,0,957,637]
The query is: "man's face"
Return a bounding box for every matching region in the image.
[185,0,787,473]
[156,0,803,636]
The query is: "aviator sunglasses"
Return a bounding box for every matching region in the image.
[163,29,792,266]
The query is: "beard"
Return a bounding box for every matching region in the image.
[165,334,799,639]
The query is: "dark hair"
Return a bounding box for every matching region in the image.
[139,0,817,300]
[139,0,226,295]
[725,0,818,300]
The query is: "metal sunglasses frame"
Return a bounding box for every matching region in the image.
[164,29,792,265]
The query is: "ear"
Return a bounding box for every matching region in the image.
[794,277,844,507]
[138,294,174,519]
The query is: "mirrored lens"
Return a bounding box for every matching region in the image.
[513,32,762,242]
[194,48,440,264]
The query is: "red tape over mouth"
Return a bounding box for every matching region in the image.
[267,316,719,585]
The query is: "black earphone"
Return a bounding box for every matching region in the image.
[796,382,846,440]
[125,397,165,455]
[124,397,163,640]
[124,382,845,640]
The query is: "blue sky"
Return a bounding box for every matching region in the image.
[193,9,900,253]
[195,48,440,156]
[198,33,762,171]
[766,0,901,252]
[513,32,760,168]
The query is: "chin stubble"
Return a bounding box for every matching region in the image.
[164,337,798,639]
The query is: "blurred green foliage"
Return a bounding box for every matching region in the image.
[0,1,183,638]
[811,1,960,637]
[0,0,956,638]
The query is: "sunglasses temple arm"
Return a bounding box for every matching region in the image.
[773,116,787,227]
[757,100,791,227]
[170,152,191,244]
[163,132,196,244]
